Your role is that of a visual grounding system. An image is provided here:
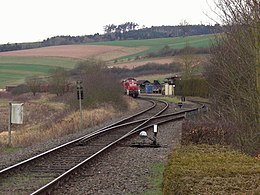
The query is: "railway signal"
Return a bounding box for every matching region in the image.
[77,81,83,129]
[77,81,84,100]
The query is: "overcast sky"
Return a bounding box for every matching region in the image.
[0,0,218,44]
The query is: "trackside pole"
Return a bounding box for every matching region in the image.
[8,102,12,146]
[153,124,158,145]
[79,92,83,129]
[77,81,83,130]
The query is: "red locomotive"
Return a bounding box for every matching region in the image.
[122,77,139,98]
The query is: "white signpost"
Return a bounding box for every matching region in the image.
[8,103,24,146]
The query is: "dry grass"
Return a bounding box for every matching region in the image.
[0,94,138,149]
[163,145,260,195]
[9,105,118,147]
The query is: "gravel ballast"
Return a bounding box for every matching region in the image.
[54,121,182,195]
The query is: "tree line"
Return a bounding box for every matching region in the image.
[0,23,222,52]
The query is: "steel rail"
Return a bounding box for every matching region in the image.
[77,106,198,145]
[30,99,169,195]
[32,103,200,195]
[1,99,201,194]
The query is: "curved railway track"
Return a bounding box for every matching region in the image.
[0,98,205,195]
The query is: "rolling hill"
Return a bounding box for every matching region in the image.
[0,34,214,88]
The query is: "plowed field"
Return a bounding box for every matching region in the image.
[0,45,123,59]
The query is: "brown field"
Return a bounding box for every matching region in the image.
[0,45,123,59]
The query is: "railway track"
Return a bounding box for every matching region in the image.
[0,98,205,195]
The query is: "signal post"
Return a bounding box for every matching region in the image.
[77,81,84,130]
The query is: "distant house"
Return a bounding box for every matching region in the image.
[39,83,74,93]
[5,85,17,92]
[152,80,162,93]
[153,80,161,85]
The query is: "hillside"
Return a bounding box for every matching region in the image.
[0,45,123,88]
[0,45,123,58]
[0,24,221,52]
[91,34,214,60]
[0,34,214,88]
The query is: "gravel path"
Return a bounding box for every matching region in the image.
[0,98,183,194]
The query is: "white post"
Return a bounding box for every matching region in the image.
[153,124,158,145]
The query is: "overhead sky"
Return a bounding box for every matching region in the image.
[0,0,218,44]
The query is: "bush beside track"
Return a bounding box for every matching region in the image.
[160,98,259,194]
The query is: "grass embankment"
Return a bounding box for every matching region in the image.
[0,94,138,153]
[163,145,260,195]
[144,163,165,195]
[9,106,118,147]
[0,35,213,88]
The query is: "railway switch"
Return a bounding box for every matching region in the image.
[131,126,161,148]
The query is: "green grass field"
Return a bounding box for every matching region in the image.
[0,56,79,88]
[88,34,215,60]
[88,34,214,48]
[0,56,78,69]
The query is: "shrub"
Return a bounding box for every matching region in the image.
[111,62,181,78]
[175,78,208,97]
[69,59,127,110]
[146,45,209,58]
[181,117,235,146]
[181,115,259,155]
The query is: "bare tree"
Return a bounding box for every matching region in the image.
[207,0,259,154]
[71,59,125,109]
[49,67,69,96]
[25,76,41,96]
[180,44,199,79]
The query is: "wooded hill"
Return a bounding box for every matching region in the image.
[0,23,222,52]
